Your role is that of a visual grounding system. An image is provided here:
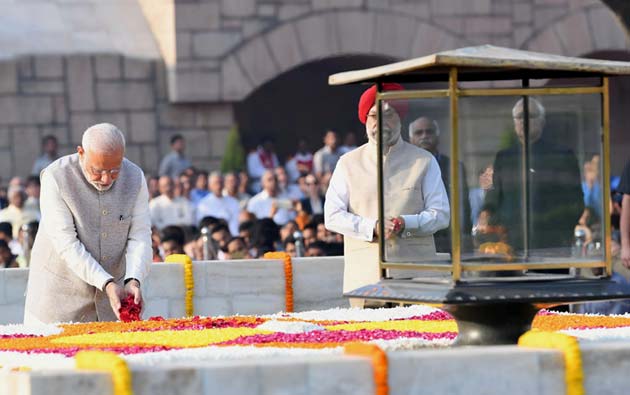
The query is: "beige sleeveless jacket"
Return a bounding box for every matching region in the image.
[337,139,436,295]
[24,154,144,323]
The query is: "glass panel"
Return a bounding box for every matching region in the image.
[378,96,453,266]
[460,94,604,269]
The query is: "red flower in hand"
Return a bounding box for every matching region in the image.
[119,294,142,322]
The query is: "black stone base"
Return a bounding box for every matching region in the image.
[442,303,541,346]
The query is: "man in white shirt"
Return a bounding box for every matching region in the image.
[275,165,303,200]
[0,185,40,239]
[197,172,240,235]
[247,137,279,193]
[24,123,152,323]
[149,176,196,231]
[247,170,296,226]
[313,130,342,177]
[325,83,450,306]
[158,135,192,179]
[31,135,58,176]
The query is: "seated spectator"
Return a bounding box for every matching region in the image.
[0,239,18,268]
[305,241,327,257]
[251,218,280,257]
[147,174,160,199]
[224,237,251,260]
[298,174,324,216]
[275,166,303,200]
[149,176,196,230]
[286,139,313,182]
[160,225,186,258]
[339,131,358,154]
[280,220,299,243]
[190,170,209,204]
[302,222,317,248]
[178,172,194,200]
[24,176,41,213]
[247,136,279,193]
[197,172,240,235]
[151,226,162,262]
[0,222,23,256]
[211,223,232,259]
[238,220,256,250]
[0,185,39,239]
[247,170,296,226]
[283,236,297,257]
[223,171,251,209]
[313,130,342,177]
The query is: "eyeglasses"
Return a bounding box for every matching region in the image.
[513,113,542,120]
[306,182,318,186]
[413,128,436,135]
[88,166,121,178]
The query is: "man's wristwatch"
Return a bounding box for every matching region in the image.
[124,278,140,286]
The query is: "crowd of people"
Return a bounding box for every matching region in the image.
[0,104,626,272]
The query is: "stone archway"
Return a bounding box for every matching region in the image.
[220,10,467,102]
[523,5,629,56]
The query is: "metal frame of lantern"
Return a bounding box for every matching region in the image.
[330,46,630,345]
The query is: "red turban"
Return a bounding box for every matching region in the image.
[357,83,407,124]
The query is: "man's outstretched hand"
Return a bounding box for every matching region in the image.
[105,281,125,320]
[124,279,144,316]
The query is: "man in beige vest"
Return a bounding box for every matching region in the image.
[24,123,152,324]
[324,84,450,306]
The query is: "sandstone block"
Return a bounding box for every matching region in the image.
[232,294,285,315]
[0,96,53,125]
[373,13,417,59]
[17,56,34,79]
[52,95,68,124]
[196,104,234,128]
[184,129,212,158]
[3,268,28,304]
[312,0,363,9]
[0,61,17,94]
[172,69,220,102]
[258,4,275,17]
[0,149,14,181]
[308,357,374,395]
[259,361,308,395]
[588,7,629,51]
[96,81,154,111]
[209,129,230,157]
[296,14,339,61]
[29,371,112,395]
[157,103,196,128]
[533,7,566,30]
[176,32,192,59]
[465,16,512,35]
[145,263,186,298]
[431,0,491,15]
[67,56,95,111]
[143,297,169,319]
[34,55,64,79]
[94,55,122,80]
[236,38,278,91]
[175,2,220,30]
[132,367,203,395]
[335,11,374,54]
[70,112,128,145]
[21,80,65,95]
[527,26,564,55]
[220,55,253,101]
[553,12,594,56]
[40,126,70,145]
[13,127,41,176]
[513,3,533,23]
[390,2,431,16]
[141,145,159,173]
[123,58,153,80]
[278,4,310,20]
[0,127,9,149]
[129,112,157,144]
[193,296,231,316]
[124,144,142,168]
[193,31,242,58]
[202,364,259,395]
[266,23,304,73]
[221,0,255,17]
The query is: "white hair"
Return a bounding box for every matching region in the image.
[512,97,545,119]
[408,117,440,139]
[82,123,126,154]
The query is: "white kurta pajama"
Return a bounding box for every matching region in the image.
[24,154,152,324]
[325,139,449,304]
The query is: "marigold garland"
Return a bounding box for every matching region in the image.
[518,331,584,395]
[76,350,133,395]
[344,343,389,395]
[165,254,194,316]
[263,252,294,312]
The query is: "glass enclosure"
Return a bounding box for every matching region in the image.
[377,84,608,279]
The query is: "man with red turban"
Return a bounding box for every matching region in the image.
[324,83,450,307]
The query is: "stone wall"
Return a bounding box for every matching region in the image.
[0,54,233,179]
[5,341,630,394]
[150,0,629,102]
[0,256,345,324]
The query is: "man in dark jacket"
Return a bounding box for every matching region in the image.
[481,98,583,256]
